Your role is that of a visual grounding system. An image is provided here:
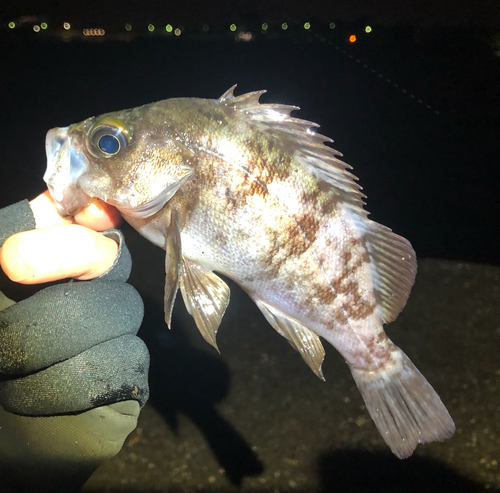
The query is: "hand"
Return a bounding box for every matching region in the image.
[0,190,122,284]
[0,192,149,493]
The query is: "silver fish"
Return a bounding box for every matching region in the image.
[44,86,455,457]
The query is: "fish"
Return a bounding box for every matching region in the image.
[43,86,455,458]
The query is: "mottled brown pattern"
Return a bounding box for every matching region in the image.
[358,335,393,367]
[259,218,313,279]
[294,213,320,245]
[299,230,376,325]
[300,180,339,217]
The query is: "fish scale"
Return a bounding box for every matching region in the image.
[44,85,454,459]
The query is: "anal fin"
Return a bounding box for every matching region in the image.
[180,259,230,351]
[256,301,325,380]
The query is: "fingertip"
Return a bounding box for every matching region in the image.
[0,234,32,283]
[75,198,122,231]
[29,190,74,228]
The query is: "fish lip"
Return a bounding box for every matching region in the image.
[44,126,91,217]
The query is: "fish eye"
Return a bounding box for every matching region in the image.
[88,117,131,158]
[98,134,120,154]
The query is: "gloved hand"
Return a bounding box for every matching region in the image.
[0,193,150,492]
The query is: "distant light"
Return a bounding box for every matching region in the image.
[365,26,372,33]
[63,22,70,30]
[83,28,105,36]
[125,23,132,31]
[281,22,288,30]
[329,22,336,29]
[202,24,209,32]
[148,24,154,32]
[261,23,268,31]
[230,23,237,32]
[33,25,40,32]
[237,32,252,41]
[304,22,311,30]
[41,22,47,29]
[165,24,172,32]
[174,28,181,36]
[8,22,15,29]
[349,34,356,42]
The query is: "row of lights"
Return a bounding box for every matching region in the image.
[6,20,373,41]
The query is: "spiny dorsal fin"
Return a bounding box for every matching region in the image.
[220,87,367,218]
[218,85,238,103]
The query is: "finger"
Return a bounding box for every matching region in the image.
[74,198,122,231]
[29,191,74,229]
[0,225,119,284]
[30,192,122,232]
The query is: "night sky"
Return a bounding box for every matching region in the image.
[2,0,500,27]
[1,2,499,264]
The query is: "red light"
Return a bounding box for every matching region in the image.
[349,34,356,42]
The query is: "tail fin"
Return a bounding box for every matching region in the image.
[349,348,455,459]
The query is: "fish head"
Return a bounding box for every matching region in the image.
[44,105,194,218]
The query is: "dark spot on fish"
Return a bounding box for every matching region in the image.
[341,250,352,263]
[295,213,320,245]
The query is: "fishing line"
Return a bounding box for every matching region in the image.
[325,39,442,116]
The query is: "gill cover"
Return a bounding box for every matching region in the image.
[44,127,90,217]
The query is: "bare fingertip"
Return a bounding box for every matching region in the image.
[75,199,122,231]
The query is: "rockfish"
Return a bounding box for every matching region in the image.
[44,86,454,457]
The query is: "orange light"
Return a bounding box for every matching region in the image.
[349,34,356,42]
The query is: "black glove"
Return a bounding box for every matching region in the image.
[0,200,150,492]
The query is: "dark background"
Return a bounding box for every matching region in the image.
[1,3,499,265]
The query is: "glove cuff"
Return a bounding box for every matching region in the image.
[97,229,133,282]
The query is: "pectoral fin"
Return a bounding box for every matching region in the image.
[164,210,182,328]
[118,168,193,219]
[256,301,325,380]
[180,259,230,351]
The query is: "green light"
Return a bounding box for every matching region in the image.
[202,24,209,32]
[281,22,288,30]
[148,24,154,32]
[261,23,268,30]
[41,22,47,29]
[329,22,336,29]
[230,24,236,32]
[125,23,132,31]
[165,24,172,32]
[365,25,372,33]
[8,22,15,29]
[304,22,311,30]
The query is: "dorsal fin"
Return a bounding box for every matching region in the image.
[220,87,366,217]
[218,85,237,103]
[219,87,417,323]
[362,222,417,323]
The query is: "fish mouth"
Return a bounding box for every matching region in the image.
[44,127,91,217]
